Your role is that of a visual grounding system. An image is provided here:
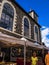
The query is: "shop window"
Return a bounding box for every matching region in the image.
[10,46,24,61]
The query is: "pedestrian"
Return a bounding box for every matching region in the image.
[45,51,49,65]
[31,51,38,65]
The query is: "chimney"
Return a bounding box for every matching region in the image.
[29,10,38,22]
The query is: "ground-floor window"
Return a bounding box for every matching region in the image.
[0,47,10,62]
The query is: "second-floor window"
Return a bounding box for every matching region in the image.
[0,3,14,31]
[24,18,29,37]
[34,25,38,41]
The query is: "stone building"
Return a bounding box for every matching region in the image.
[0,0,48,64]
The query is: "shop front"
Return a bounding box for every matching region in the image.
[0,33,48,65]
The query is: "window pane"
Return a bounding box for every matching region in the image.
[6,15,9,21]
[1,13,5,22]
[10,18,13,26]
[24,18,29,27]
[35,26,38,33]
[8,18,13,31]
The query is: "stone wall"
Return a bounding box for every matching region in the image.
[0,0,41,43]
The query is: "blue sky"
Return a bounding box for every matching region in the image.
[15,0,49,47]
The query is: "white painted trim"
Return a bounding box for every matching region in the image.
[0,0,17,32]
[22,16,31,38]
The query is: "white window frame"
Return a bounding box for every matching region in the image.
[0,0,17,32]
[22,16,31,38]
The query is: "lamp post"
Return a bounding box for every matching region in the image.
[21,37,27,65]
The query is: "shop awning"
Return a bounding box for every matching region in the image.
[26,40,44,49]
[0,32,48,50]
[0,32,25,47]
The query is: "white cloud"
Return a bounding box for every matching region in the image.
[42,26,46,29]
[41,26,49,47]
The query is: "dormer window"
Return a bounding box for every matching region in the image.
[0,3,14,31]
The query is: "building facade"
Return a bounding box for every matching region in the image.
[0,0,48,64]
[0,0,41,43]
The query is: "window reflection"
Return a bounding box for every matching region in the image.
[0,3,14,31]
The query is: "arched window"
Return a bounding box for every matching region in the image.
[24,18,29,37]
[34,25,38,41]
[0,3,14,31]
